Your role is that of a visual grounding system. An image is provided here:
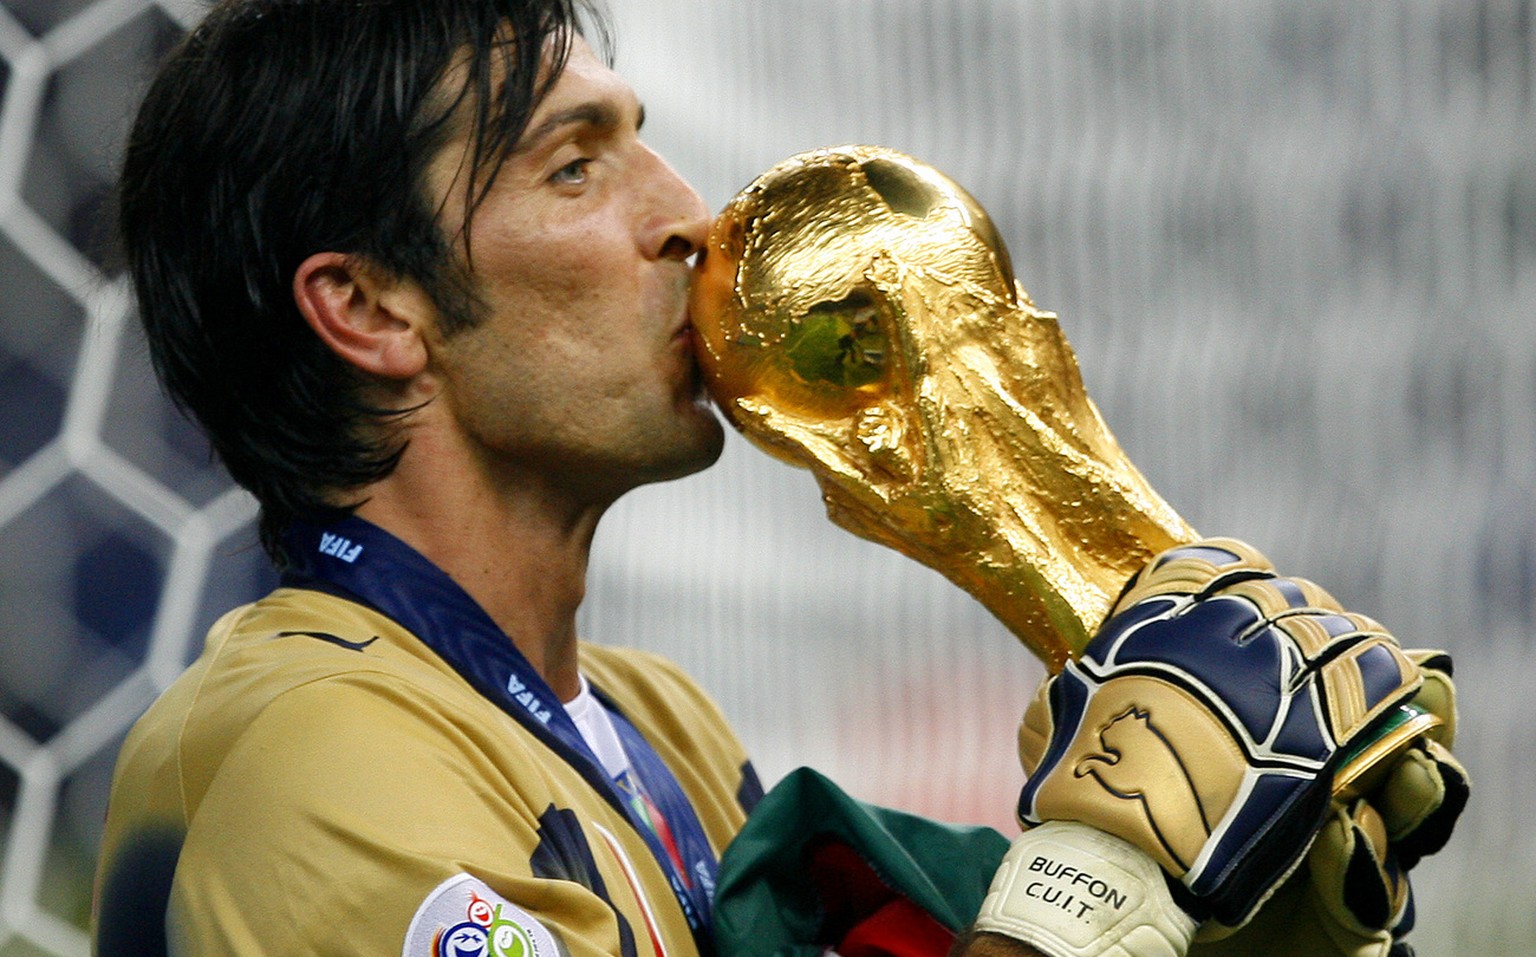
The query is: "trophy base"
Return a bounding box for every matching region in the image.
[1332,702,1443,800]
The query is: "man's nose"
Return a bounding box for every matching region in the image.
[640,146,710,262]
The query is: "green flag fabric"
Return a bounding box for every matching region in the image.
[713,767,1011,956]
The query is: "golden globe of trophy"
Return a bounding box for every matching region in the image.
[691,144,1193,672]
[689,145,1437,792]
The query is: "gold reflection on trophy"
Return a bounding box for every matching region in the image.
[691,145,1195,670]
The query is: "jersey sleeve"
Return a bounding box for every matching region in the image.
[166,672,646,957]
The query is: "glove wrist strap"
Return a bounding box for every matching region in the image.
[974,821,1198,957]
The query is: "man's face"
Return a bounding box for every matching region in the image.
[422,37,723,503]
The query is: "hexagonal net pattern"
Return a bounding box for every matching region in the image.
[0,1,275,952]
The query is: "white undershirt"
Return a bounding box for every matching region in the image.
[563,675,633,780]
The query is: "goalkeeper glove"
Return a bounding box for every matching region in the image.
[977,539,1426,957]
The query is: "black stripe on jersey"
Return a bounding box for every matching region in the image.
[532,805,638,957]
[276,630,380,652]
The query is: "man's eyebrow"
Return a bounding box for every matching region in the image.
[512,98,645,155]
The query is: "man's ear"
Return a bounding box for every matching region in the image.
[293,252,433,380]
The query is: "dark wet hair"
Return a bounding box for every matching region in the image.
[119,0,608,561]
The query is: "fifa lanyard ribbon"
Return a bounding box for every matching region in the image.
[281,516,719,945]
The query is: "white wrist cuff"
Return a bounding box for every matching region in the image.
[973,821,1198,957]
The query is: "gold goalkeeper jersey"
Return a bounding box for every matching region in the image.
[94,519,760,957]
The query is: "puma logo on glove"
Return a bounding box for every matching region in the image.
[1075,707,1213,874]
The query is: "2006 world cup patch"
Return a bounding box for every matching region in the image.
[404,873,560,957]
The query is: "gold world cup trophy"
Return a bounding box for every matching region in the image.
[689,145,1437,795]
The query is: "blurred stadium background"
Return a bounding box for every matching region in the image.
[0,0,1530,953]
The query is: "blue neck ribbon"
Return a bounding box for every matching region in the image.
[280,516,718,948]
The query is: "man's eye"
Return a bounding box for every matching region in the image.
[551,158,591,185]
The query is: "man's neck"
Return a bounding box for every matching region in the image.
[351,460,605,703]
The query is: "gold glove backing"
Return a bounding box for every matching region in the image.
[1281,649,1467,957]
[1014,538,1423,932]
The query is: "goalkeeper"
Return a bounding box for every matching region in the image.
[93,1,1464,955]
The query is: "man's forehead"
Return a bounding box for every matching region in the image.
[429,33,636,149]
[422,33,640,224]
[517,37,640,146]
